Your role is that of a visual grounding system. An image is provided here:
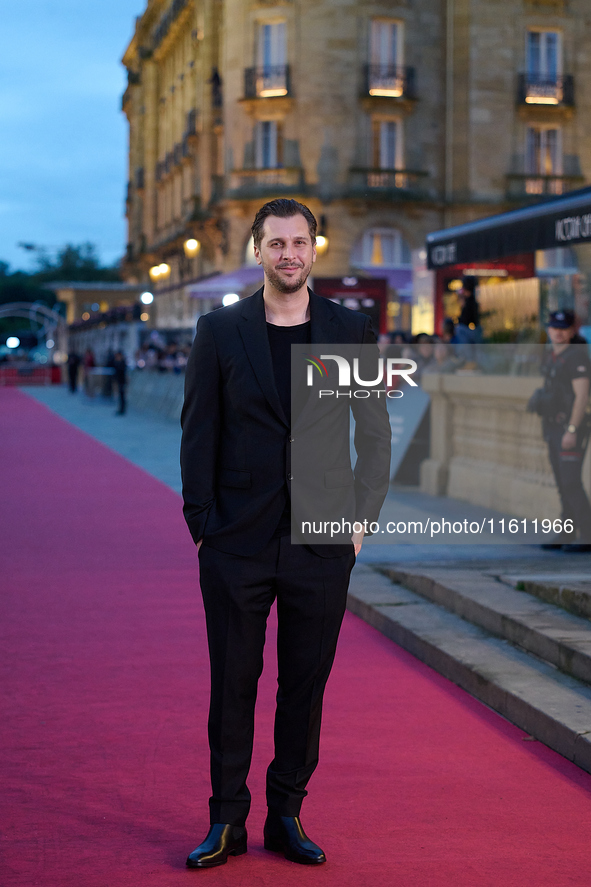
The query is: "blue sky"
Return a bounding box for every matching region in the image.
[1,0,144,272]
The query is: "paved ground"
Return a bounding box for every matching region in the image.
[7,385,591,887]
[26,383,591,576]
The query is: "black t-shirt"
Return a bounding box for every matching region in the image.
[266,320,311,536]
[266,320,311,420]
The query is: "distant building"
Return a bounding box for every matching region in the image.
[121,0,590,332]
[48,282,146,324]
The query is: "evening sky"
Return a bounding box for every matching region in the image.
[1,0,143,272]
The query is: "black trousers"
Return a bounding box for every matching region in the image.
[198,537,355,826]
[546,425,591,542]
[116,382,126,414]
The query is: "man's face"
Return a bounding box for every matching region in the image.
[254,213,316,294]
[547,325,573,345]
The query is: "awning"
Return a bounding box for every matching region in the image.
[362,268,413,297]
[186,266,264,299]
[426,185,591,270]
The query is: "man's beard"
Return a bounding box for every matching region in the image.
[263,258,313,294]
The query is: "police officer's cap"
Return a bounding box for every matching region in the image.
[547,309,575,329]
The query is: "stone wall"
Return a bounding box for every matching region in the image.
[128,370,185,423]
[420,373,591,519]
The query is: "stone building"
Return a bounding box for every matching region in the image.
[121,0,591,332]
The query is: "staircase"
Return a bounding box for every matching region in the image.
[348,564,591,773]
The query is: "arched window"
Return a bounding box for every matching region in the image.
[351,227,411,269]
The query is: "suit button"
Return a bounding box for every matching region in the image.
[289,436,294,442]
[288,473,293,481]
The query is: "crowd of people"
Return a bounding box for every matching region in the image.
[135,341,191,373]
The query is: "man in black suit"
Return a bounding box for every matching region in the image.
[181,199,391,868]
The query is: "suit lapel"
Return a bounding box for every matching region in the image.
[309,289,340,345]
[238,288,288,427]
[293,290,341,426]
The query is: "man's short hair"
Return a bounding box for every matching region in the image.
[251,199,317,248]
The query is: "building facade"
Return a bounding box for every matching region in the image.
[121,0,591,332]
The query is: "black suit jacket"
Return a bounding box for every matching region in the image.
[180,287,391,557]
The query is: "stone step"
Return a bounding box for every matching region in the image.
[347,565,591,775]
[373,566,591,686]
[500,573,591,622]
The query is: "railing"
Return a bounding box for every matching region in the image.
[364,65,416,100]
[506,173,584,199]
[348,167,428,197]
[0,365,60,386]
[244,65,291,99]
[226,167,304,198]
[517,73,574,107]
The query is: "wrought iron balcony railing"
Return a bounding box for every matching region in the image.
[244,65,291,99]
[364,65,416,100]
[517,73,574,107]
[506,173,584,199]
[348,167,428,197]
[226,167,304,198]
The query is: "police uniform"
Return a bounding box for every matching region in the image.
[541,335,591,543]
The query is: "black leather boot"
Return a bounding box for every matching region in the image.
[186,823,247,868]
[263,812,326,864]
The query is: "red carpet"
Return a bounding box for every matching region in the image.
[2,386,591,887]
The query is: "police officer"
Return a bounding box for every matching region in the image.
[538,310,591,551]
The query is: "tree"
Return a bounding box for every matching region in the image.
[0,243,122,307]
[33,242,122,284]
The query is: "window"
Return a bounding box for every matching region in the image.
[255,120,283,168]
[525,30,563,103]
[369,19,404,96]
[536,248,578,276]
[370,20,401,68]
[258,22,286,69]
[351,228,411,269]
[526,127,561,175]
[525,126,563,194]
[527,30,561,81]
[254,21,288,96]
[372,119,400,169]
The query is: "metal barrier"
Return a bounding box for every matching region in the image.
[0,365,60,386]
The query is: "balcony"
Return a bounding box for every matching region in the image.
[363,65,416,100]
[244,65,291,99]
[506,173,584,200]
[347,167,428,199]
[226,167,304,199]
[517,73,574,108]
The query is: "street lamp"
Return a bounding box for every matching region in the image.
[149,263,171,281]
[184,238,201,258]
[140,291,154,304]
[316,215,329,256]
[222,293,240,306]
